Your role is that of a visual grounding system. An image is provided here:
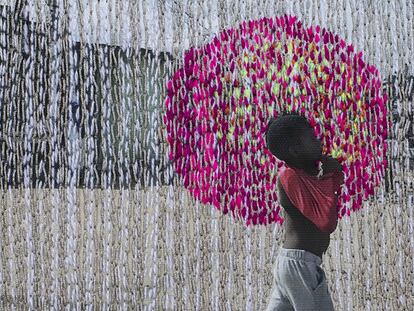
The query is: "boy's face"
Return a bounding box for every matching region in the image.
[302,128,322,160]
[295,127,323,162]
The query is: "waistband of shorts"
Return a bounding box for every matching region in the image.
[278,247,322,265]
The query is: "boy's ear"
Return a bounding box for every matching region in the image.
[288,145,298,158]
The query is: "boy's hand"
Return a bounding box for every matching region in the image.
[321,154,342,173]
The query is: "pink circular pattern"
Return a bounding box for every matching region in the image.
[164,14,389,226]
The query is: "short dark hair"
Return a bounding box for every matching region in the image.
[265,111,311,161]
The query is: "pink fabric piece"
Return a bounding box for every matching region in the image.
[278,165,344,233]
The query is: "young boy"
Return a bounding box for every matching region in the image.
[264,112,344,311]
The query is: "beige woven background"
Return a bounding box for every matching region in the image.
[1,0,413,310]
[1,186,412,310]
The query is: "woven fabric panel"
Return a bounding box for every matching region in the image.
[0,1,413,310]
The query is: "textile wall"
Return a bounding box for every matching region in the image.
[0,0,413,310]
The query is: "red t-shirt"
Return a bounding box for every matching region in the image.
[277,165,344,234]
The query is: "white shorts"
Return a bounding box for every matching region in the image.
[265,247,335,311]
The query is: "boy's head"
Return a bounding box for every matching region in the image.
[265,111,323,168]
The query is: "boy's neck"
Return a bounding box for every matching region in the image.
[285,161,320,176]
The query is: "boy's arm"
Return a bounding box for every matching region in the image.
[276,177,284,207]
[321,155,344,191]
[276,175,303,218]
